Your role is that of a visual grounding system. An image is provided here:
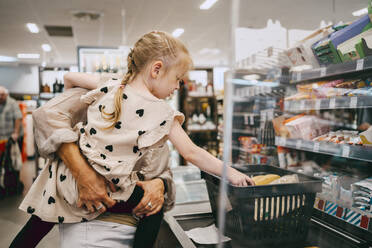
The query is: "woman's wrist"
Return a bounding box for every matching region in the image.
[155,177,168,194]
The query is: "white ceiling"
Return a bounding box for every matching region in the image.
[0,0,367,67]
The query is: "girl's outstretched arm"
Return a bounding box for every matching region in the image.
[64,72,100,90]
[169,120,255,186]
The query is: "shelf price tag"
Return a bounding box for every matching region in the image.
[296,72,302,82]
[342,145,350,157]
[296,140,302,149]
[350,97,358,108]
[313,142,320,152]
[280,137,286,146]
[329,98,336,109]
[315,99,322,110]
[320,67,327,77]
[356,59,364,71]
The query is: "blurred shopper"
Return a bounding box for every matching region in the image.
[0,86,22,156]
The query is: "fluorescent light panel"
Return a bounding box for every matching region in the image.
[200,0,218,10]
[0,55,17,62]
[26,23,39,33]
[17,53,40,59]
[42,44,51,52]
[172,28,184,37]
[352,8,368,17]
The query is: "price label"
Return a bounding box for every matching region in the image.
[261,111,267,122]
[249,114,254,125]
[329,98,336,109]
[296,140,302,149]
[315,99,321,110]
[313,142,320,152]
[350,97,358,108]
[342,145,350,157]
[244,114,249,125]
[320,67,327,77]
[280,137,286,146]
[356,59,364,71]
[284,101,289,111]
[300,100,306,110]
[296,72,302,82]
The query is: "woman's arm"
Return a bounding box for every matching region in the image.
[169,121,255,186]
[64,72,100,90]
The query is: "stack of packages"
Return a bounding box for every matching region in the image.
[286,0,372,67]
[313,130,362,145]
[284,114,330,140]
[284,78,372,101]
[351,178,372,213]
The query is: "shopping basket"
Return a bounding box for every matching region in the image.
[201,165,322,247]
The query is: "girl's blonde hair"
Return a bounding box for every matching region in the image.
[102,31,193,128]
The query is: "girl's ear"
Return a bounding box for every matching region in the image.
[151,61,163,78]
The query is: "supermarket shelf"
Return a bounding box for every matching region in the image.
[284,95,372,112]
[232,129,255,135]
[233,112,259,117]
[39,92,62,99]
[275,136,372,163]
[290,56,372,84]
[187,129,217,133]
[317,193,372,218]
[187,94,214,99]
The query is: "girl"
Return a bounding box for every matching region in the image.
[15,31,254,247]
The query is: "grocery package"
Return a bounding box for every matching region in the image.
[284,114,330,140]
[252,174,280,185]
[359,126,372,146]
[312,15,372,66]
[313,130,362,145]
[285,26,333,68]
[338,28,372,62]
[351,178,372,213]
[269,174,299,184]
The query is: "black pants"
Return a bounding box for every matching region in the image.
[10,185,163,248]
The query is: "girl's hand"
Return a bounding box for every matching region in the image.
[228,167,255,187]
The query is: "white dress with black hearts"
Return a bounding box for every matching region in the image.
[19,79,184,223]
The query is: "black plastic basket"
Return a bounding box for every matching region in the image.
[202,165,322,247]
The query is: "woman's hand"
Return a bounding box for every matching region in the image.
[76,170,117,213]
[228,167,255,187]
[133,178,165,217]
[58,143,117,213]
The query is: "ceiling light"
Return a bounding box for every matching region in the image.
[0,55,17,62]
[41,61,47,67]
[352,8,368,17]
[172,28,184,38]
[26,23,39,33]
[200,0,218,10]
[41,44,51,52]
[17,53,40,59]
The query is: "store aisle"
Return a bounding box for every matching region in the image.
[0,160,59,247]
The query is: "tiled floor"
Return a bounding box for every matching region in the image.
[0,160,59,247]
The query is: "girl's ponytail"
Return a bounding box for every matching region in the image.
[101,49,137,128]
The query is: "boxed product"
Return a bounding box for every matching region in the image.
[337,28,372,61]
[284,114,330,140]
[313,130,362,145]
[285,26,333,68]
[312,14,372,65]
